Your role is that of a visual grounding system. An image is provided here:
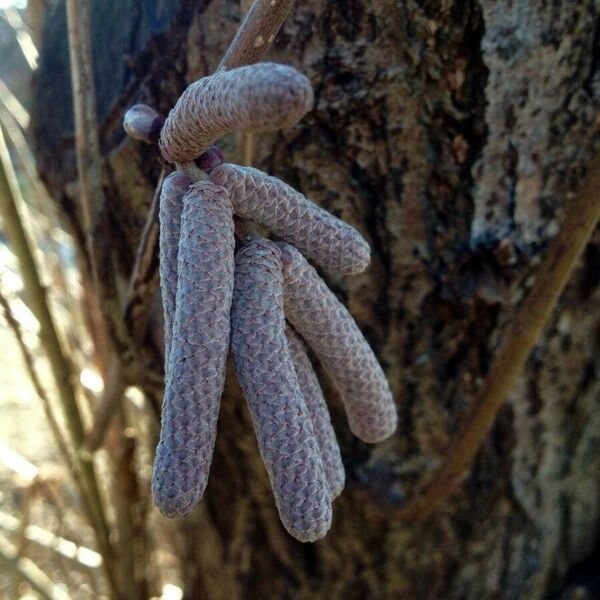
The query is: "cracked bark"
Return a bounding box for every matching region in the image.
[33,1,600,598]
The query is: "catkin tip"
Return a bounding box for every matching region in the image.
[164,170,193,193]
[123,104,164,144]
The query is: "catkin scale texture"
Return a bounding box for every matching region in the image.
[278,243,397,443]
[160,63,313,163]
[158,171,192,365]
[230,239,332,542]
[211,163,371,275]
[285,324,345,499]
[152,181,235,518]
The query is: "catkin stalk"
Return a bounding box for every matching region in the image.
[160,63,313,163]
[231,239,332,542]
[278,243,397,443]
[152,181,235,518]
[211,163,371,274]
[285,324,345,499]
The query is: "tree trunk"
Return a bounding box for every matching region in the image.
[33,1,600,598]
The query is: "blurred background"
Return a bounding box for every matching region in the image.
[0,1,599,599]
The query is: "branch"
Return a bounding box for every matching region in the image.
[398,154,600,521]
[217,0,295,71]
[0,532,71,600]
[85,170,166,452]
[0,124,114,587]
[65,0,134,362]
[0,511,102,571]
[0,286,78,481]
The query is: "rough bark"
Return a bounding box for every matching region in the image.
[33,1,600,598]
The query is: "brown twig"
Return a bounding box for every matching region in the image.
[398,155,600,521]
[85,170,166,452]
[0,532,71,600]
[65,0,134,362]
[217,0,294,71]
[0,510,102,571]
[0,124,115,591]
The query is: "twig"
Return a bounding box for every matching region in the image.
[398,154,600,521]
[0,532,71,600]
[85,170,166,452]
[217,0,295,71]
[124,168,166,342]
[0,511,102,570]
[0,78,29,129]
[65,0,134,362]
[0,125,115,589]
[0,285,79,481]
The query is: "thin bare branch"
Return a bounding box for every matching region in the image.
[65,0,134,362]
[0,532,71,600]
[0,511,102,570]
[0,284,80,482]
[398,154,600,521]
[217,0,295,71]
[0,124,114,585]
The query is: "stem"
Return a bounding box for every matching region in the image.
[217,0,295,71]
[0,532,70,600]
[65,0,133,362]
[398,155,600,521]
[0,125,115,593]
[85,170,166,452]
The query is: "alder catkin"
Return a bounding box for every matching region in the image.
[211,163,371,275]
[160,63,313,163]
[152,181,235,518]
[159,171,192,365]
[278,243,397,443]
[285,324,345,499]
[230,238,332,542]
[123,104,164,144]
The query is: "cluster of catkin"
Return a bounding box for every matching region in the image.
[124,62,397,542]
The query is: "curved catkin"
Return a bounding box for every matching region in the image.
[160,63,313,164]
[211,163,371,275]
[152,181,235,518]
[230,239,331,542]
[278,243,397,444]
[159,171,192,365]
[285,324,345,499]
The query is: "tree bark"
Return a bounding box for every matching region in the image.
[33,1,600,598]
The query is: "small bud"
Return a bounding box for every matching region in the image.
[196,146,224,172]
[123,104,164,144]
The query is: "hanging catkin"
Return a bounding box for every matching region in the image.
[230,238,331,542]
[152,181,235,518]
[277,242,397,443]
[285,324,345,499]
[211,163,371,275]
[160,63,313,163]
[158,171,191,364]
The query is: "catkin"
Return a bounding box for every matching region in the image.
[285,324,345,499]
[230,238,331,542]
[152,181,235,518]
[278,243,397,444]
[211,163,371,275]
[160,63,313,163]
[159,171,191,364]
